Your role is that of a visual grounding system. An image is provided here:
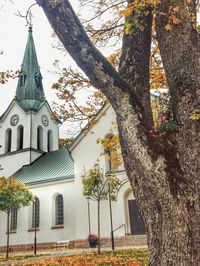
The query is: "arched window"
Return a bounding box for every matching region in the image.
[55,194,64,225]
[32,198,40,228]
[17,125,24,150]
[37,126,43,150]
[47,130,53,152]
[5,128,12,153]
[10,208,17,231]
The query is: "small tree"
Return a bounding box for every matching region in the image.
[82,163,120,254]
[0,177,33,259]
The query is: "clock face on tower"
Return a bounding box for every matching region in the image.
[41,115,49,126]
[10,114,19,126]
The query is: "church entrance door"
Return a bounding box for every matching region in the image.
[128,199,146,235]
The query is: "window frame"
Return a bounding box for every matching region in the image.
[10,208,17,231]
[55,194,64,225]
[32,197,40,228]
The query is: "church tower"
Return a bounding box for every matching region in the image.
[0,27,60,177]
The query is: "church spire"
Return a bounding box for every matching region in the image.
[16,26,45,111]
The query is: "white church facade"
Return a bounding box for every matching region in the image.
[0,28,146,250]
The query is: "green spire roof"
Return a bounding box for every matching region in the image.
[16,27,45,111]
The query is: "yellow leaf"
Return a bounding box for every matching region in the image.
[125,23,132,34]
[165,24,172,30]
[120,5,134,17]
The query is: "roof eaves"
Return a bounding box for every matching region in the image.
[26,174,75,186]
[38,101,62,125]
[68,102,110,152]
[0,99,16,122]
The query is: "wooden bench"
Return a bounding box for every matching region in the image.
[53,240,70,248]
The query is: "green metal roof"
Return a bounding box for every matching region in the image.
[16,99,46,112]
[14,149,74,185]
[16,27,45,111]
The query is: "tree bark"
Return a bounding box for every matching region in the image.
[119,4,153,130]
[36,0,200,264]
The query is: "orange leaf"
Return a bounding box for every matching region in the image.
[165,24,172,30]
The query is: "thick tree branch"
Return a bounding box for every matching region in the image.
[155,0,200,81]
[155,0,200,117]
[35,0,129,103]
[119,6,153,129]
[36,0,164,186]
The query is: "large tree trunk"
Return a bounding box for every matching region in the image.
[36,0,200,264]
[116,100,200,265]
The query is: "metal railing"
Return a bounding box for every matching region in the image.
[112,223,126,235]
[110,224,127,251]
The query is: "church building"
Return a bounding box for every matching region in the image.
[0,28,146,250]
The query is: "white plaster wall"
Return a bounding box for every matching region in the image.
[71,105,133,240]
[0,151,32,177]
[30,150,43,164]
[0,179,76,246]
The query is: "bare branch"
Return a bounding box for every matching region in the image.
[81,1,126,24]
[14,3,37,26]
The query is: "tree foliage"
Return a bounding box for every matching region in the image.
[0,176,33,259]
[0,177,33,212]
[52,63,107,132]
[82,163,121,253]
[59,137,75,149]
[0,70,19,85]
[82,163,120,201]
[97,132,123,169]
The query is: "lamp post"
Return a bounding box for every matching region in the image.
[86,197,91,243]
[108,151,115,251]
[34,199,37,255]
[108,181,115,250]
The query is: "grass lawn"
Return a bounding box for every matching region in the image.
[0,248,149,266]
[0,253,49,263]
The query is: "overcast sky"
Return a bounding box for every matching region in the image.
[0,0,80,137]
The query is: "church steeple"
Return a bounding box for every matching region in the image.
[16,26,45,111]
